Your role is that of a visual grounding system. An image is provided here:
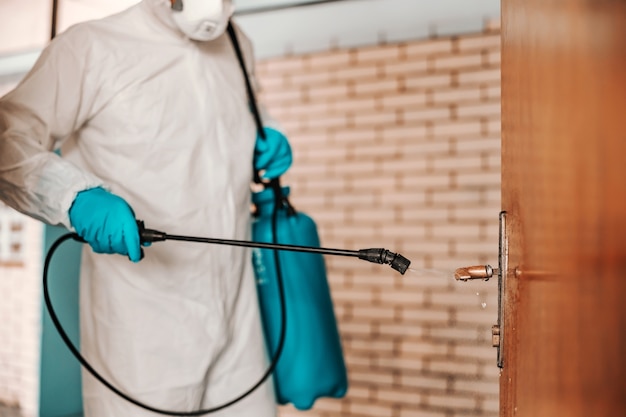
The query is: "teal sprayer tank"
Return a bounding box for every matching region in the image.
[252,186,348,410]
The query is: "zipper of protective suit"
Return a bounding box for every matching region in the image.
[43,21,411,417]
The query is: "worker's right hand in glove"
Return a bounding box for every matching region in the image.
[69,187,143,262]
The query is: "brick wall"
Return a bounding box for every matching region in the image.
[0,205,42,417]
[256,26,501,417]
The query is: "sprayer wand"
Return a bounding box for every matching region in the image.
[138,221,411,275]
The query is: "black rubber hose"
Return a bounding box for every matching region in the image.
[43,224,287,415]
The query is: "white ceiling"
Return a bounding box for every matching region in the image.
[0,0,499,77]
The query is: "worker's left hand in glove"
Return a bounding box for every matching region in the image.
[254,127,293,180]
[68,187,143,262]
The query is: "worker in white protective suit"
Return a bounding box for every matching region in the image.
[0,0,292,416]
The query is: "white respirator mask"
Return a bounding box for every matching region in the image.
[170,0,234,41]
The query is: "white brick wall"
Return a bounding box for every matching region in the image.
[0,205,42,417]
[257,25,501,417]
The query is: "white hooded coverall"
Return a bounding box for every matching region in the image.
[0,0,277,416]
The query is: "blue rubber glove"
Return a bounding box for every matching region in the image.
[254,127,293,180]
[69,187,142,262]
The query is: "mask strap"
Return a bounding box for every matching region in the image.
[171,0,183,12]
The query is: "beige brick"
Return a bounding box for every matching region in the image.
[329,160,384,179]
[330,96,379,112]
[405,73,452,90]
[399,374,448,391]
[454,308,497,326]
[432,155,483,171]
[454,378,500,395]
[482,397,500,413]
[430,291,486,309]
[345,385,374,401]
[486,119,501,134]
[305,114,349,130]
[427,393,476,410]
[258,74,288,90]
[352,110,398,127]
[310,398,344,413]
[354,78,400,96]
[486,84,501,99]
[333,288,375,303]
[352,305,397,320]
[379,289,425,306]
[431,223,482,239]
[402,139,452,155]
[454,241,497,255]
[345,354,376,369]
[406,39,454,57]
[331,127,378,143]
[457,34,501,51]
[329,190,379,207]
[399,407,446,417]
[375,356,424,372]
[376,388,421,405]
[399,207,449,222]
[339,321,374,336]
[357,44,402,62]
[455,137,501,153]
[487,50,501,66]
[379,224,428,241]
[350,338,396,353]
[402,172,452,189]
[433,53,482,71]
[432,120,482,138]
[380,157,429,176]
[456,171,501,187]
[401,340,449,356]
[332,64,379,81]
[382,124,428,141]
[349,402,393,417]
[428,359,481,376]
[385,58,429,76]
[402,308,450,323]
[381,92,427,109]
[349,369,395,386]
[307,83,350,101]
[456,102,500,118]
[288,69,332,85]
[432,87,482,104]
[458,69,501,85]
[263,86,305,103]
[299,144,349,161]
[377,323,424,338]
[430,325,480,344]
[308,51,352,69]
[348,175,398,191]
[403,106,451,122]
[263,56,308,73]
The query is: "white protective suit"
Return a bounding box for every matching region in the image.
[0,0,277,416]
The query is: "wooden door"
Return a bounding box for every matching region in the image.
[501,1,626,416]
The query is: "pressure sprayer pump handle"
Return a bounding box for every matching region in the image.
[135,220,411,275]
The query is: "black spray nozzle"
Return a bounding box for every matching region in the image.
[358,248,411,275]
